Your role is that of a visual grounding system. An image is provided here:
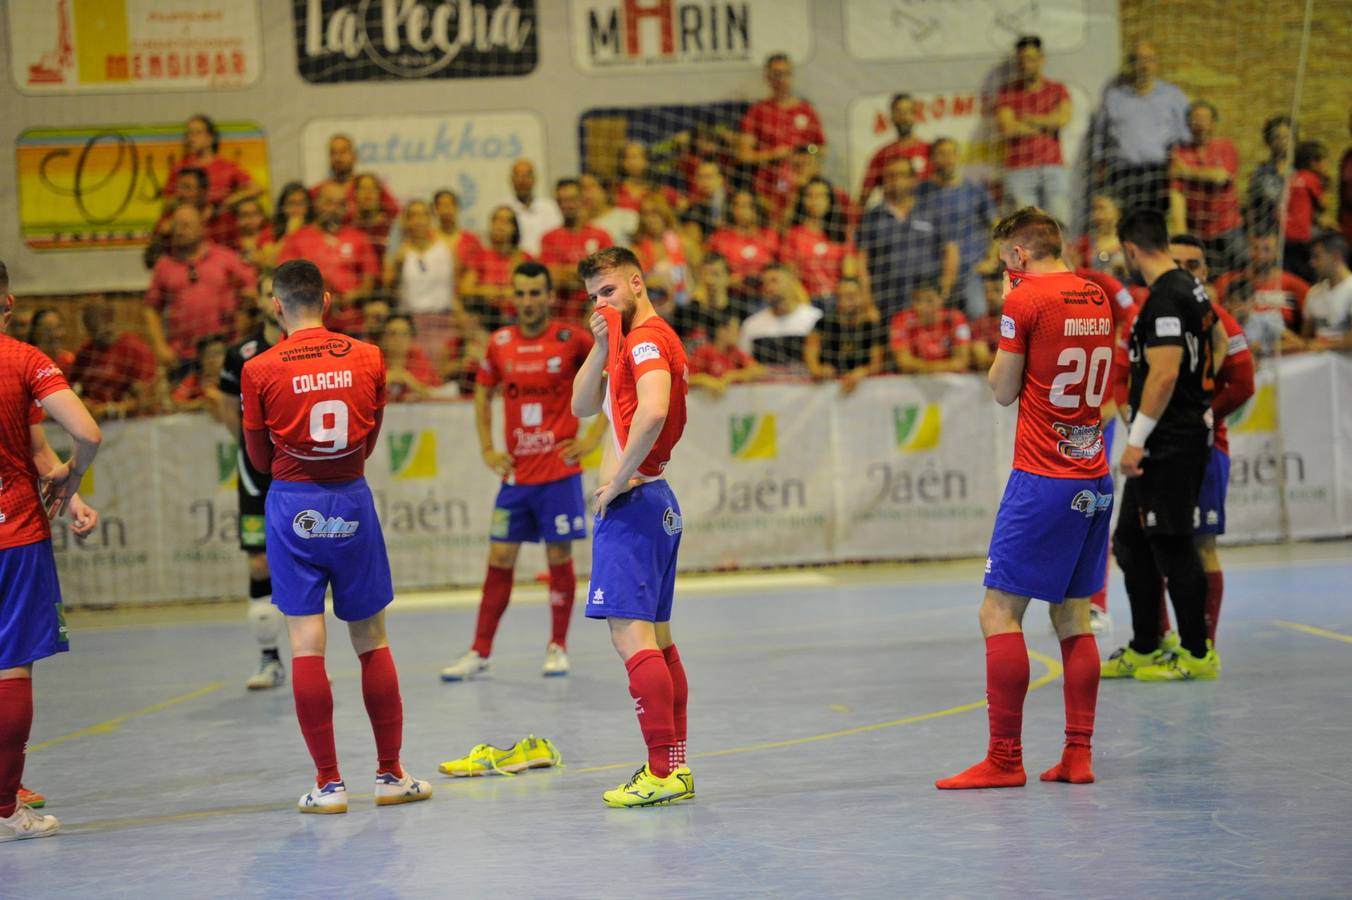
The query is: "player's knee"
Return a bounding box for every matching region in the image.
[247,551,270,582]
[487,542,520,569]
[1050,599,1091,638]
[544,542,572,566]
[1194,536,1220,571]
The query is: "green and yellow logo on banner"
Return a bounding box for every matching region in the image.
[894,404,942,451]
[730,414,777,460]
[390,431,438,479]
[216,442,239,490]
[1228,383,1277,434]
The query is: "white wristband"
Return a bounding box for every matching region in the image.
[1126,412,1158,449]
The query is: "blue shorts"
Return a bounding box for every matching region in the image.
[491,473,587,544]
[984,470,1115,603]
[586,481,682,622]
[265,478,394,622]
[1195,446,1230,535]
[0,540,68,669]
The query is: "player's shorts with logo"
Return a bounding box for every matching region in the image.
[265,477,393,621]
[491,473,587,544]
[0,540,69,668]
[1120,452,1208,537]
[237,448,272,551]
[586,480,682,623]
[1195,445,1230,535]
[984,470,1115,603]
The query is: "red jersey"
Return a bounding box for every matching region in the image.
[858,139,931,203]
[0,338,71,550]
[310,177,401,226]
[71,334,158,404]
[969,313,1003,351]
[707,227,779,281]
[277,225,379,298]
[1285,169,1325,242]
[1215,269,1309,326]
[995,79,1070,168]
[476,322,593,485]
[740,99,826,156]
[1169,140,1242,238]
[779,225,854,298]
[603,311,688,479]
[385,345,441,403]
[164,155,254,246]
[999,270,1113,478]
[889,309,971,361]
[241,328,386,483]
[539,225,613,322]
[146,242,255,359]
[614,182,680,213]
[689,343,754,378]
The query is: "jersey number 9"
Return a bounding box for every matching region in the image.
[310,399,350,453]
[1050,346,1112,410]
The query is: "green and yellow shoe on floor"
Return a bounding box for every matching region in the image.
[602,764,694,808]
[1100,645,1165,679]
[1133,645,1220,682]
[438,735,563,777]
[1159,631,1181,655]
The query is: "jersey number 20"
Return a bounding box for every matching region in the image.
[1050,346,1112,409]
[310,399,349,453]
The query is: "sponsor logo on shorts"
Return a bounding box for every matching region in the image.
[491,508,511,539]
[591,588,604,604]
[1070,489,1112,518]
[631,341,661,365]
[1155,316,1182,337]
[55,603,68,645]
[662,507,683,535]
[292,509,359,539]
[1205,509,1219,525]
[1000,315,1016,339]
[984,557,993,574]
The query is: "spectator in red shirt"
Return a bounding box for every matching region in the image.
[442,298,492,396]
[859,93,931,207]
[146,167,235,268]
[310,133,400,226]
[1168,100,1244,276]
[380,315,442,403]
[633,193,701,307]
[681,160,731,241]
[738,54,826,196]
[26,309,75,376]
[613,142,680,214]
[579,174,638,249]
[277,181,378,335]
[163,114,262,245]
[761,143,855,232]
[351,173,396,266]
[969,270,1007,370]
[171,334,228,412]
[1284,141,1330,283]
[996,35,1073,225]
[780,177,860,303]
[233,197,277,274]
[268,182,314,264]
[72,299,159,419]
[1068,193,1128,280]
[1215,229,1310,333]
[688,308,763,398]
[890,281,972,373]
[708,190,780,292]
[461,206,532,328]
[539,178,613,323]
[145,204,257,371]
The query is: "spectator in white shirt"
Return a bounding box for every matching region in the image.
[739,263,822,372]
[505,159,562,256]
[1302,232,1352,349]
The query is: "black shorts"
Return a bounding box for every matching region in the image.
[237,449,272,552]
[1121,455,1207,537]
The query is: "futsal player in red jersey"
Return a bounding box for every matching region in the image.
[0,262,102,841]
[571,247,693,808]
[439,262,607,681]
[937,209,1113,790]
[240,260,430,814]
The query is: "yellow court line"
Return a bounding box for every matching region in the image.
[1273,620,1352,645]
[571,649,1063,775]
[28,682,225,754]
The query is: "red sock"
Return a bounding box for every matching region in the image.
[936,632,1028,790]
[663,645,688,768]
[547,559,576,649]
[1204,570,1224,644]
[0,678,34,818]
[625,649,676,778]
[1041,634,1098,784]
[359,647,403,778]
[292,656,341,787]
[1159,581,1172,635]
[471,566,514,658]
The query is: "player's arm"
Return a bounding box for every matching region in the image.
[364,407,384,459]
[34,389,103,518]
[1120,344,1183,477]
[29,424,98,536]
[217,391,243,441]
[995,105,1037,138]
[803,331,832,379]
[987,350,1026,406]
[571,312,609,418]
[939,242,959,299]
[1212,342,1255,420]
[596,368,670,517]
[239,365,274,474]
[475,384,513,477]
[143,305,177,369]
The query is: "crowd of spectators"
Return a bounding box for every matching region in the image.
[16,39,1352,417]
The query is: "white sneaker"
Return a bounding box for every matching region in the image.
[0,805,60,842]
[298,780,348,814]
[542,642,570,677]
[440,649,489,682]
[246,656,286,691]
[1090,607,1113,636]
[375,770,432,806]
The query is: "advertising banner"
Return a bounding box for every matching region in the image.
[293,0,538,83]
[570,0,812,72]
[9,0,261,94]
[842,0,1090,61]
[300,112,544,232]
[15,122,270,250]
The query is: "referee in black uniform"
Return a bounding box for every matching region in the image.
[1104,208,1220,681]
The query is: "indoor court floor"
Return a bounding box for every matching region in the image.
[8,541,1351,898]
